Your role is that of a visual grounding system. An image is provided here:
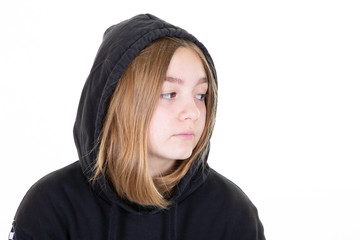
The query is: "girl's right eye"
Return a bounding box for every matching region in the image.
[160,92,177,99]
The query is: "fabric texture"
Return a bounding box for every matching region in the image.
[11,14,265,240]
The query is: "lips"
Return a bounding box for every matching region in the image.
[173,131,195,140]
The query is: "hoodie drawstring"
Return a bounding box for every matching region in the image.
[168,203,178,240]
[109,204,121,240]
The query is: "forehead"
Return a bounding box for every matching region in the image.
[165,47,207,85]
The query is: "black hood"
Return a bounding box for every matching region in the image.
[73,14,217,212]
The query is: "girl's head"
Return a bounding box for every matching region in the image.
[94,37,217,208]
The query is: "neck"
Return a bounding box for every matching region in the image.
[148,156,177,177]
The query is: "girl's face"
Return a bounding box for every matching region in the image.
[148,47,208,176]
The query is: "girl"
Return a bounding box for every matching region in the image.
[10,14,265,239]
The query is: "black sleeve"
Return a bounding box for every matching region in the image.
[11,173,69,240]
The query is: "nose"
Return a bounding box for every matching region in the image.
[179,98,201,121]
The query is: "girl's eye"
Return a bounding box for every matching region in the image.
[160,92,177,99]
[195,94,206,101]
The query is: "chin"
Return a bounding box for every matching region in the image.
[173,149,194,160]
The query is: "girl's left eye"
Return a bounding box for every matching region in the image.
[195,94,206,100]
[161,92,177,99]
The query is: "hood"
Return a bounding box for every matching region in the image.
[73,14,217,212]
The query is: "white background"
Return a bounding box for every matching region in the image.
[1,0,359,239]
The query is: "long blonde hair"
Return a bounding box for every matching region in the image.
[93,37,217,208]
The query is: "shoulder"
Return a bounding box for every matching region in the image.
[188,167,260,218]
[180,167,265,239]
[19,161,88,203]
[201,168,265,238]
[205,168,256,209]
[13,161,93,238]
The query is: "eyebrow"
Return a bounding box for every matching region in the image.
[165,76,208,85]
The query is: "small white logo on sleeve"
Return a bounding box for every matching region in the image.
[8,232,14,240]
[8,222,15,240]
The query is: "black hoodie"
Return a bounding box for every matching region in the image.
[10,14,265,240]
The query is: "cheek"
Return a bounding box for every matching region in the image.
[148,106,171,141]
[148,111,160,142]
[194,105,207,143]
[199,105,207,128]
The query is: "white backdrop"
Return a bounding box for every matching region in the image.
[1,0,359,239]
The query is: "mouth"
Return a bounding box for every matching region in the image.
[173,131,195,140]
